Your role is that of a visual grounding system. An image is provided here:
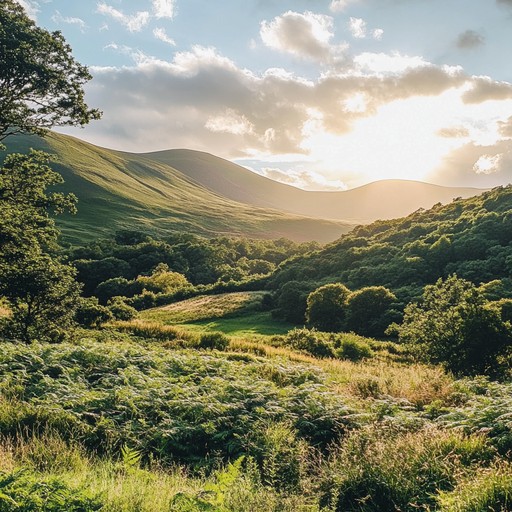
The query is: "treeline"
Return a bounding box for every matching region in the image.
[65,232,318,306]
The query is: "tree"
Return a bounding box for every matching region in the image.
[0,253,81,342]
[0,0,101,140]
[346,286,397,337]
[393,275,511,376]
[0,151,80,341]
[305,283,351,332]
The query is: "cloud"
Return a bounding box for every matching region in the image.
[497,0,512,7]
[456,30,485,49]
[329,0,359,12]
[52,10,87,32]
[373,28,384,40]
[437,126,471,138]
[462,77,512,103]
[473,154,503,174]
[205,109,254,135]
[260,11,348,66]
[96,3,150,32]
[348,17,366,39]
[255,167,347,191]
[153,27,176,46]
[152,0,175,19]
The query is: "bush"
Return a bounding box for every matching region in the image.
[284,328,334,358]
[75,297,113,328]
[107,297,137,321]
[306,283,351,332]
[320,427,495,512]
[0,470,103,512]
[335,337,373,362]
[197,331,229,350]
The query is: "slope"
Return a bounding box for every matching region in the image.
[3,132,354,244]
[146,148,485,223]
[270,184,512,303]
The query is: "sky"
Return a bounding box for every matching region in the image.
[16,0,512,190]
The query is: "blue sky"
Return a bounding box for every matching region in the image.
[17,0,512,190]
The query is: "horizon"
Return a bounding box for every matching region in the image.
[16,0,512,191]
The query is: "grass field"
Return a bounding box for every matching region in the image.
[141,291,296,336]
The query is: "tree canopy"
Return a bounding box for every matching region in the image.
[0,0,101,140]
[393,275,512,377]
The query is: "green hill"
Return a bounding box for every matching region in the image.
[270,184,512,303]
[146,148,485,223]
[3,132,354,244]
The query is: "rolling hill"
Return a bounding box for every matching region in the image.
[3,132,485,244]
[3,132,354,244]
[146,148,485,223]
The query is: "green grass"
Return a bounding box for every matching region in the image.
[141,291,295,336]
[3,132,354,244]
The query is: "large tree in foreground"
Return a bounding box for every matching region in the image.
[0,0,101,140]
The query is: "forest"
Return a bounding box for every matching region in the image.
[1,1,512,511]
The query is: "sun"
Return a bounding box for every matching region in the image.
[302,90,477,187]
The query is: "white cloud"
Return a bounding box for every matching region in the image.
[373,28,384,40]
[353,52,429,74]
[153,27,176,46]
[74,38,512,189]
[52,10,87,32]
[348,17,366,39]
[329,0,359,12]
[205,109,254,135]
[260,11,348,66]
[152,0,175,19]
[473,154,503,174]
[96,3,150,32]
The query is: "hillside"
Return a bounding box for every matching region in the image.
[2,132,354,244]
[146,148,485,223]
[270,184,512,303]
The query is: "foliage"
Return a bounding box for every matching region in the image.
[0,151,80,342]
[346,286,398,337]
[393,275,512,376]
[0,0,100,140]
[107,297,137,321]
[75,297,113,328]
[284,328,334,358]
[0,469,102,512]
[306,284,351,332]
[197,332,230,350]
[0,340,355,466]
[320,427,495,512]
[270,185,512,308]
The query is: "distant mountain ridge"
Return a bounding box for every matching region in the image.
[3,132,486,244]
[145,148,486,223]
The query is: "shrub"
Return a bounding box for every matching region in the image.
[306,283,351,332]
[0,470,103,512]
[197,331,229,350]
[320,427,495,512]
[438,463,512,511]
[335,337,373,362]
[284,328,334,358]
[107,297,137,321]
[75,297,113,328]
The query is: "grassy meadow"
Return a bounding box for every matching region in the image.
[1,291,511,511]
